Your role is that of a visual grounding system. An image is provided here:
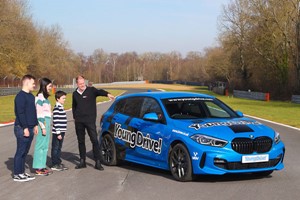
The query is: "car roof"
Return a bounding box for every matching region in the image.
[117,91,215,100]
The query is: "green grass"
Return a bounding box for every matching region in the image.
[0,89,125,123]
[167,86,300,128]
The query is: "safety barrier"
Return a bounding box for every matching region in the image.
[0,87,20,96]
[233,90,270,101]
[213,87,225,95]
[291,95,300,104]
[0,87,75,96]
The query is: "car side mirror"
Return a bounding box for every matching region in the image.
[236,110,244,117]
[143,113,160,122]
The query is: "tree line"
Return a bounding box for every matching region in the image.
[1,0,299,99]
[207,0,300,99]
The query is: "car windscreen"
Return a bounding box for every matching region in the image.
[162,97,239,119]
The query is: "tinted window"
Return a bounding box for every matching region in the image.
[163,97,238,119]
[114,99,127,113]
[123,97,143,118]
[140,97,164,119]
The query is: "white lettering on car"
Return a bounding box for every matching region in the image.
[114,123,163,154]
[189,120,261,130]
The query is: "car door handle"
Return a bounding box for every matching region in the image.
[132,122,142,128]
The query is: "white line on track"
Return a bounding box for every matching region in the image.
[245,114,300,131]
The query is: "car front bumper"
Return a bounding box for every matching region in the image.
[188,141,285,175]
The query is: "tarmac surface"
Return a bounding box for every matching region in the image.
[0,89,299,200]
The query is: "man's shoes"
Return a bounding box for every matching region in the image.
[13,174,30,182]
[23,173,35,180]
[75,159,86,169]
[95,160,104,171]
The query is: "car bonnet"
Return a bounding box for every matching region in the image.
[170,117,275,140]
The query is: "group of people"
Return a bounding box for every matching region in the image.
[13,75,114,182]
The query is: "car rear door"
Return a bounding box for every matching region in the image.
[112,97,144,156]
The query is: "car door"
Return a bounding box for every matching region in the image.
[129,97,168,168]
[112,97,144,157]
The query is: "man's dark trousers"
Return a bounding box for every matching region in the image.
[75,121,101,160]
[14,125,34,175]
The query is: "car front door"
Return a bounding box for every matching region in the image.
[129,97,169,168]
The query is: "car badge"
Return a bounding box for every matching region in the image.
[249,134,254,139]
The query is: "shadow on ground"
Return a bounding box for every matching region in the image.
[110,160,272,183]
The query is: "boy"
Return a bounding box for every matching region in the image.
[14,74,38,182]
[51,91,68,171]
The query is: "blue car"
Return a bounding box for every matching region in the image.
[99,92,285,181]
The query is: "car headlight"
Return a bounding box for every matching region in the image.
[191,134,228,147]
[274,132,281,144]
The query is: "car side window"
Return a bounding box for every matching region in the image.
[140,97,164,120]
[123,97,144,118]
[114,99,127,113]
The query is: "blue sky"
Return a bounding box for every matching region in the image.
[29,0,229,55]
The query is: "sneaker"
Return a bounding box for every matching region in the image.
[51,164,64,171]
[43,168,53,175]
[35,169,48,176]
[61,164,68,170]
[23,173,35,181]
[13,174,29,182]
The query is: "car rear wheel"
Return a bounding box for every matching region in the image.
[100,134,117,166]
[169,143,193,182]
[253,170,273,177]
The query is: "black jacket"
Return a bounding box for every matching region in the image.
[72,86,108,123]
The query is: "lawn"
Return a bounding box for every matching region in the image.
[0,89,124,123]
[171,86,300,128]
[2,84,300,128]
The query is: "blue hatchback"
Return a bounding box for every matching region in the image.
[99,92,285,181]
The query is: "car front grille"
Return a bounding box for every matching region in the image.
[231,137,273,154]
[214,155,282,170]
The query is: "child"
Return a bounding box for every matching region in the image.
[51,91,68,171]
[13,75,38,182]
[33,78,52,176]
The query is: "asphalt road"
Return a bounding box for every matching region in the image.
[0,89,299,200]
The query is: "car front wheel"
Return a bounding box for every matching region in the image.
[169,143,194,182]
[100,134,117,166]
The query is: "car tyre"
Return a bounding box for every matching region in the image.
[100,134,118,166]
[169,143,194,182]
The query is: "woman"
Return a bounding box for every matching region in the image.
[33,78,52,176]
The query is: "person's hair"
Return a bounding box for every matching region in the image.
[76,75,85,83]
[55,90,67,101]
[37,78,52,99]
[21,74,36,83]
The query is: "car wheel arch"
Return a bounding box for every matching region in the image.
[168,140,191,161]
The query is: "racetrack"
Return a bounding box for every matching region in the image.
[0,89,299,200]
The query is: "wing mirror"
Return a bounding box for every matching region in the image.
[143,113,160,122]
[236,110,244,117]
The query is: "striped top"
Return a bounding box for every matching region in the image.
[52,102,67,134]
[36,93,51,129]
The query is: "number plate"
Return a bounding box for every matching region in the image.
[242,154,269,163]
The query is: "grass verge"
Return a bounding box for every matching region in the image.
[0,89,124,124]
[105,83,300,128]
